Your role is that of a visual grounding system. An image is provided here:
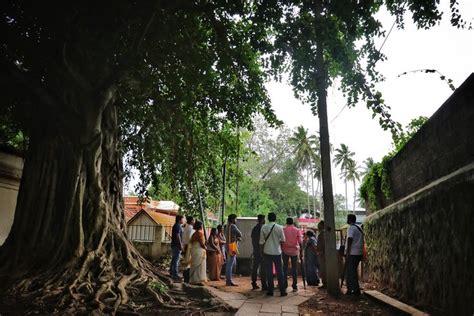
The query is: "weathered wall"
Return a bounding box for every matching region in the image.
[131,226,170,260]
[366,75,474,314]
[386,74,474,204]
[0,149,24,245]
[366,163,474,314]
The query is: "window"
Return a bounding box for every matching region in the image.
[128,225,155,242]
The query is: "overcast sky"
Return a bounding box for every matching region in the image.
[266,0,474,207]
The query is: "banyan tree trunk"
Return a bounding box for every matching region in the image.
[0,89,173,313]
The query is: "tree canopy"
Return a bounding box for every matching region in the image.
[0,0,469,313]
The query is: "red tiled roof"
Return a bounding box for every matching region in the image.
[124,208,140,222]
[127,209,175,227]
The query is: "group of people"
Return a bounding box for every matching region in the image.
[250,212,325,297]
[251,212,365,296]
[169,212,365,296]
[169,214,243,286]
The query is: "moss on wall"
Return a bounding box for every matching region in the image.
[365,166,474,314]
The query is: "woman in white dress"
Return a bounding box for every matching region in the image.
[189,221,207,285]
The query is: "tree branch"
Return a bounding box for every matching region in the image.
[134,0,162,52]
[2,58,58,110]
[62,43,93,91]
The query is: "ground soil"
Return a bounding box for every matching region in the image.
[207,275,402,315]
[298,288,404,316]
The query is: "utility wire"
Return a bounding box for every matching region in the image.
[329,19,397,123]
[378,19,397,53]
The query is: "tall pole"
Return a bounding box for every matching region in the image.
[221,156,227,224]
[315,0,340,296]
[195,179,208,240]
[235,130,240,213]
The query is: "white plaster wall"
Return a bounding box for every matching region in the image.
[0,151,24,245]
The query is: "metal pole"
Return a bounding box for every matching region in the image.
[235,131,240,213]
[195,179,208,241]
[221,157,227,225]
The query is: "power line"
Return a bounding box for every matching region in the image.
[378,19,397,53]
[329,18,397,123]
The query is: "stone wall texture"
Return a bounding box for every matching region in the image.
[386,73,474,204]
[365,74,474,314]
[365,165,474,314]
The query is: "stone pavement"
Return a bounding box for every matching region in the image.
[206,281,316,316]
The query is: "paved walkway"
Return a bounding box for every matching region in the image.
[206,279,316,316]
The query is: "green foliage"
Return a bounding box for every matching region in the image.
[334,144,356,180]
[262,160,310,217]
[398,69,456,91]
[259,0,403,138]
[1,1,278,213]
[333,194,348,228]
[235,176,276,217]
[392,116,429,152]
[360,116,428,211]
[148,280,167,295]
[0,105,28,152]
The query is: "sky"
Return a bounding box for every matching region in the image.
[265,0,474,208]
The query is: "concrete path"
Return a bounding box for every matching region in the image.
[206,282,315,316]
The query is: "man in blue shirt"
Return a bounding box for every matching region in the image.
[170,214,184,280]
[224,214,242,286]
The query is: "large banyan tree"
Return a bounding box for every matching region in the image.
[0,1,274,313]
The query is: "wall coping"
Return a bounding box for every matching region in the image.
[367,162,474,223]
[0,150,24,182]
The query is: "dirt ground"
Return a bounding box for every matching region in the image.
[207,276,402,315]
[298,289,403,316]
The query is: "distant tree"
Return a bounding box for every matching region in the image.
[345,160,361,213]
[334,144,356,212]
[263,160,310,218]
[361,157,375,178]
[257,0,466,295]
[333,194,347,228]
[289,126,319,215]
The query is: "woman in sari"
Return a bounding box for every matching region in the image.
[189,221,207,285]
[217,224,226,260]
[304,230,320,286]
[207,228,224,281]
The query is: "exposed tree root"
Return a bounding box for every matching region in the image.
[0,105,232,314]
[0,242,233,314]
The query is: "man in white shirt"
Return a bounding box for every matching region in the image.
[182,216,195,283]
[345,214,364,295]
[259,212,287,296]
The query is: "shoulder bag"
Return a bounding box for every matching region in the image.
[228,224,239,256]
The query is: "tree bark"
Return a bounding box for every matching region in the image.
[0,91,173,313]
[315,0,340,296]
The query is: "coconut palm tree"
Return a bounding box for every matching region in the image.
[333,143,355,212]
[361,157,375,178]
[289,126,319,215]
[345,159,360,213]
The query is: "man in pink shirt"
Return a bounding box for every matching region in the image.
[282,217,303,291]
